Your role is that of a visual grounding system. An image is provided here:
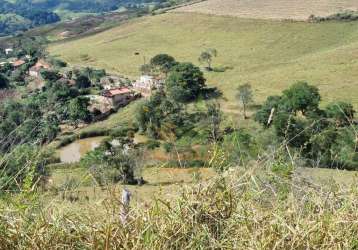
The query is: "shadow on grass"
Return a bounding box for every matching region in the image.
[200,87,223,100]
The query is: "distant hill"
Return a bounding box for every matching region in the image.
[0,0,178,36]
[174,0,358,20]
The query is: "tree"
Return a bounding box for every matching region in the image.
[255,95,282,127]
[75,75,91,89]
[166,63,206,103]
[326,101,355,126]
[236,84,253,119]
[256,82,358,170]
[0,144,50,192]
[282,81,321,114]
[150,54,176,75]
[198,48,217,70]
[0,74,9,89]
[40,69,61,82]
[205,102,222,142]
[0,63,13,74]
[139,64,152,75]
[68,97,91,127]
[81,140,141,185]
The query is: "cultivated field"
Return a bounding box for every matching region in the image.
[49,12,358,112]
[175,0,358,20]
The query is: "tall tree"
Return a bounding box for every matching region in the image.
[75,75,91,89]
[166,63,206,103]
[236,83,253,119]
[0,74,9,89]
[282,81,321,114]
[198,48,217,70]
[68,97,91,127]
[150,54,176,76]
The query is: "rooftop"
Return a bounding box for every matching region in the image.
[103,87,132,97]
[12,60,26,67]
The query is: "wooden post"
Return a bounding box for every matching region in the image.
[267,108,275,126]
[120,188,131,224]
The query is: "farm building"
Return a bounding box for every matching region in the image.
[102,87,135,107]
[29,60,51,78]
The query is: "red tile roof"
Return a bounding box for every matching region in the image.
[12,60,25,67]
[30,60,51,72]
[103,88,132,97]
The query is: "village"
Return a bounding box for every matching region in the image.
[0,45,164,125]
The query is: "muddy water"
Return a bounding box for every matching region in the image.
[59,136,106,163]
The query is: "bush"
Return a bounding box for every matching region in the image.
[78,129,109,139]
[145,140,161,150]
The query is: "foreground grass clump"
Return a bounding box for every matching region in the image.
[0,167,357,249]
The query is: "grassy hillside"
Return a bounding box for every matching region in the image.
[175,0,358,20]
[49,12,358,112]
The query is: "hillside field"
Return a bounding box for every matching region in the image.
[175,0,358,20]
[49,12,358,112]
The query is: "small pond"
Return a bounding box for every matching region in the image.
[58,136,106,163]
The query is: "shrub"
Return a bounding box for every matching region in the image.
[145,140,161,150]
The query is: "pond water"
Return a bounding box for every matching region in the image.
[58,136,106,163]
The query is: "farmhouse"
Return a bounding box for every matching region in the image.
[102,87,135,107]
[132,75,164,96]
[29,60,51,77]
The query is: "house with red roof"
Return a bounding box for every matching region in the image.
[102,87,135,107]
[29,59,51,78]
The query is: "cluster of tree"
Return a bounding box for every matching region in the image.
[81,137,143,185]
[0,45,108,154]
[0,98,60,153]
[0,37,48,86]
[136,89,188,139]
[309,11,358,22]
[137,54,215,139]
[0,0,60,36]
[0,144,52,192]
[0,0,190,36]
[255,81,357,170]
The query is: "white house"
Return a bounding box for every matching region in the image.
[5,48,13,55]
[132,75,164,96]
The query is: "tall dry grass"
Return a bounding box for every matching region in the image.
[0,165,357,249]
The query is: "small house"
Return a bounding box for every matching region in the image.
[102,87,134,107]
[5,48,13,55]
[29,60,51,78]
